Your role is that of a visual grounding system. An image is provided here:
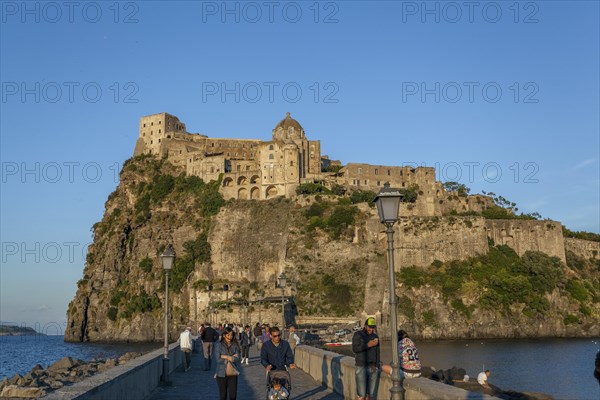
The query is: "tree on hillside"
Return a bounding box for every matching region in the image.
[443,181,470,196]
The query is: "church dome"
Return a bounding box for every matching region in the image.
[274,112,303,132]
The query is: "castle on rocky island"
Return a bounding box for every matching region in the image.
[133,112,455,217]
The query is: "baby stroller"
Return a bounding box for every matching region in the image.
[266,369,292,399]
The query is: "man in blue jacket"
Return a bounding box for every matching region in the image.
[260,326,296,371]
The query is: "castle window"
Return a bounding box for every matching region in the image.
[143,132,145,137]
[250,153,254,157]
[387,169,391,176]
[179,150,182,154]
[211,167,214,173]
[269,145,274,150]
[400,171,403,176]
[237,165,241,172]
[227,152,230,156]
[269,154,274,160]
[364,180,367,184]
[150,140,153,144]
[242,144,246,148]
[358,168,362,174]
[219,143,222,147]
[212,143,215,147]
[246,165,250,171]
[290,161,294,166]
[158,139,161,143]
[143,123,146,127]
[159,129,161,133]
[159,121,161,124]
[151,122,154,126]
[150,131,153,135]
[375,169,379,175]
[377,181,380,186]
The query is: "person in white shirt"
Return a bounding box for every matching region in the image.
[477,370,491,388]
[179,326,197,372]
[287,325,301,355]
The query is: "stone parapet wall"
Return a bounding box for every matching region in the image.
[44,343,181,400]
[294,345,501,400]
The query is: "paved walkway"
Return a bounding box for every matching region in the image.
[146,345,342,400]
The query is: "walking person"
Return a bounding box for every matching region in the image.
[260,325,271,351]
[352,317,381,400]
[215,326,241,400]
[261,326,295,371]
[240,325,251,365]
[178,326,196,372]
[287,325,301,355]
[253,323,262,350]
[201,322,219,371]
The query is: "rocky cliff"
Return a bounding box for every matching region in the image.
[65,156,600,342]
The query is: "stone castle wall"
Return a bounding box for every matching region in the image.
[485,220,566,262]
[360,216,489,268]
[565,237,600,260]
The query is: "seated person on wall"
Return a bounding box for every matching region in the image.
[381,329,421,378]
[260,326,296,372]
[477,370,491,389]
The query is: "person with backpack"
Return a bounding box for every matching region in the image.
[201,322,220,371]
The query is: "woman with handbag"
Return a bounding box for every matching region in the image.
[215,326,241,400]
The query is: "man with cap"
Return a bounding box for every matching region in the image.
[352,317,381,400]
[178,326,197,372]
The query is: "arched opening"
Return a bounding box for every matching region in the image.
[237,176,247,185]
[250,187,259,200]
[265,185,278,199]
[223,177,233,187]
[250,175,260,184]
[238,188,248,200]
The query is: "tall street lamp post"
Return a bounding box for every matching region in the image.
[277,272,287,331]
[160,245,176,385]
[374,183,404,400]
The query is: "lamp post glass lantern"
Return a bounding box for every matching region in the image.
[160,245,175,384]
[277,272,287,330]
[374,183,405,400]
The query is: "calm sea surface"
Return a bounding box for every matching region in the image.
[0,335,159,379]
[328,337,600,400]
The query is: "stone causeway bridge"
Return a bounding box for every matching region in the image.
[44,342,500,400]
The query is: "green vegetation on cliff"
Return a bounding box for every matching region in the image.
[397,245,599,322]
[562,227,600,242]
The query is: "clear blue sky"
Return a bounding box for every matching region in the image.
[1,1,598,329]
